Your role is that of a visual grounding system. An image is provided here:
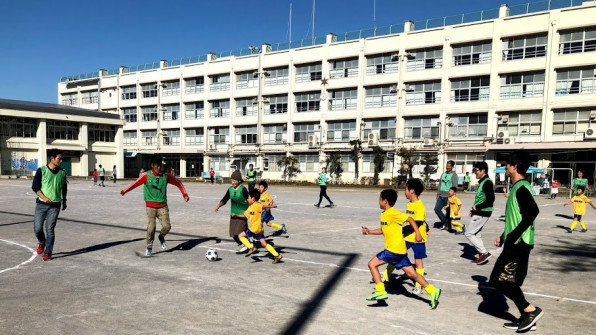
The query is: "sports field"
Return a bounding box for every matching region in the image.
[1,179,594,334]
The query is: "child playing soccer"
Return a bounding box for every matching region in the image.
[258,180,287,234]
[383,179,429,296]
[92,169,98,186]
[444,187,464,234]
[120,154,189,256]
[550,179,560,199]
[362,189,441,309]
[564,185,595,233]
[238,189,283,263]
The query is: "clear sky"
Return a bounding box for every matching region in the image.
[0,0,535,103]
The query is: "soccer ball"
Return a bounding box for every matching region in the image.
[205,249,218,261]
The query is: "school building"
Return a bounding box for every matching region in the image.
[57,1,596,186]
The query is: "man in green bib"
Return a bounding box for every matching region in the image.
[466,161,494,265]
[572,170,587,196]
[32,149,67,261]
[434,160,458,231]
[489,150,543,332]
[215,170,250,252]
[463,172,471,191]
[246,163,257,192]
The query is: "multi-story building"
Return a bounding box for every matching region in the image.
[58,2,596,186]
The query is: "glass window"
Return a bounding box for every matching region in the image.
[295,92,320,112]
[294,154,319,172]
[236,97,257,116]
[210,100,230,118]
[141,83,157,98]
[210,74,230,91]
[552,108,594,135]
[235,126,258,144]
[123,130,137,146]
[366,53,399,75]
[404,117,440,140]
[185,77,204,94]
[407,47,443,71]
[162,104,180,121]
[141,130,157,146]
[263,124,287,143]
[405,81,442,105]
[329,88,357,110]
[327,121,356,142]
[162,129,180,146]
[236,71,258,89]
[500,72,545,99]
[61,92,77,105]
[365,86,397,108]
[453,41,492,66]
[496,111,542,136]
[209,127,230,144]
[123,107,137,123]
[162,80,180,96]
[185,128,204,145]
[293,123,320,142]
[185,102,204,120]
[265,95,288,114]
[265,67,289,86]
[121,85,137,100]
[448,114,488,138]
[502,34,547,60]
[556,67,596,95]
[141,106,158,122]
[81,90,98,104]
[296,62,322,82]
[330,58,359,78]
[47,120,79,140]
[0,117,37,138]
[450,76,490,102]
[559,26,596,54]
[363,118,396,140]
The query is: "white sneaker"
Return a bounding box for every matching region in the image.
[238,246,248,253]
[412,286,423,296]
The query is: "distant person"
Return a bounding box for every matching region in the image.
[572,170,587,196]
[139,168,145,177]
[314,167,334,208]
[550,179,560,199]
[92,168,98,186]
[564,185,595,233]
[463,172,470,191]
[246,164,257,192]
[209,168,215,184]
[435,160,458,231]
[112,165,117,183]
[444,187,463,234]
[98,164,106,187]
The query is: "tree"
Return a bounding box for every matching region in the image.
[396,146,415,179]
[349,139,362,181]
[372,146,385,185]
[324,152,343,180]
[420,153,439,185]
[276,156,301,181]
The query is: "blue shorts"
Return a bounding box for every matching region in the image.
[244,229,264,240]
[376,249,412,269]
[574,214,582,221]
[261,210,274,223]
[406,242,427,259]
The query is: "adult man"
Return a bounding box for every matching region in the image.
[572,170,587,196]
[434,160,458,231]
[32,149,68,261]
[246,164,257,192]
[466,161,495,265]
[463,172,470,191]
[98,164,105,187]
[489,151,543,331]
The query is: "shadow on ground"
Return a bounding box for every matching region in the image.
[472,275,515,322]
[459,242,478,261]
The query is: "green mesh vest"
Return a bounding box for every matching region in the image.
[247,170,256,182]
[229,185,248,215]
[439,172,454,192]
[318,173,327,186]
[504,180,535,245]
[573,178,587,195]
[473,177,494,212]
[143,172,167,203]
[39,165,66,203]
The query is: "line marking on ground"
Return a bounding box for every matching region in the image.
[0,239,37,274]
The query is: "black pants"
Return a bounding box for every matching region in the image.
[317,185,332,206]
[210,176,214,184]
[248,182,256,192]
[489,243,532,314]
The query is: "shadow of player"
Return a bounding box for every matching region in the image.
[53,237,144,259]
[384,275,429,305]
[472,275,516,322]
[161,237,221,254]
[458,242,478,261]
[555,214,574,220]
[555,224,571,231]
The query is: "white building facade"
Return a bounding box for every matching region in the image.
[58,2,596,186]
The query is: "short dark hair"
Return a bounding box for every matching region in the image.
[473,161,489,173]
[406,178,424,196]
[150,154,163,165]
[447,160,455,167]
[249,163,254,167]
[380,189,398,206]
[47,149,63,159]
[577,185,585,192]
[450,186,458,192]
[248,188,261,201]
[506,150,531,175]
[259,180,268,189]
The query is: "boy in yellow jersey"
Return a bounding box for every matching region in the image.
[444,187,464,234]
[238,189,283,263]
[362,189,441,309]
[383,179,429,296]
[564,185,596,233]
[258,180,287,234]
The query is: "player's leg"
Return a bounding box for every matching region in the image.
[42,206,60,259]
[145,208,158,255]
[367,256,388,300]
[260,237,282,263]
[156,206,171,249]
[402,265,441,308]
[383,264,395,282]
[570,218,578,232]
[33,203,48,254]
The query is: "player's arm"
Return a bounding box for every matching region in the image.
[455,203,462,216]
[61,172,68,210]
[406,217,422,242]
[120,173,147,196]
[166,174,189,202]
[563,200,572,206]
[214,190,231,212]
[361,226,382,235]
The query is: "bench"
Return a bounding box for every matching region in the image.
[200,171,223,183]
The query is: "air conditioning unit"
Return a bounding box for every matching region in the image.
[585,128,596,140]
[262,97,269,104]
[209,144,217,150]
[367,133,379,146]
[390,85,398,93]
[403,52,415,59]
[497,130,509,139]
[390,53,399,61]
[503,137,515,145]
[423,138,435,147]
[308,134,319,147]
[498,115,509,124]
[403,84,414,92]
[494,130,513,144]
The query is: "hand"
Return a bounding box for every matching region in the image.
[214,207,219,212]
[472,206,476,211]
[120,190,125,196]
[494,237,501,247]
[183,194,190,202]
[415,233,422,242]
[361,226,369,235]
[43,197,52,204]
[427,229,432,236]
[61,202,67,211]
[468,211,472,217]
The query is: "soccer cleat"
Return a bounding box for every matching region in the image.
[566,228,572,233]
[238,246,248,253]
[245,247,258,257]
[42,253,52,261]
[476,252,492,265]
[580,229,588,233]
[314,204,320,208]
[366,290,388,301]
[158,234,166,249]
[517,307,544,331]
[281,224,287,234]
[145,248,152,256]
[273,254,283,264]
[503,320,537,331]
[454,231,463,235]
[429,288,441,309]
[412,286,423,296]
[329,202,335,207]
[37,242,45,255]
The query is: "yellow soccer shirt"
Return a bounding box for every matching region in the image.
[404,200,427,243]
[571,194,590,216]
[448,195,462,219]
[380,207,410,254]
[244,202,264,234]
[258,192,273,206]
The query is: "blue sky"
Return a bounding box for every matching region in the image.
[0,0,535,103]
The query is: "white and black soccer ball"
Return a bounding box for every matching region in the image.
[205,248,218,261]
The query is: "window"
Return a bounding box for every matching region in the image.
[556,67,596,95]
[296,62,322,82]
[211,156,230,171]
[141,130,157,146]
[448,114,488,138]
[366,53,399,75]
[559,27,596,54]
[163,129,180,146]
[552,109,594,135]
[327,121,357,142]
[209,127,229,144]
[236,126,257,144]
[406,81,442,105]
[330,58,359,78]
[162,80,180,96]
[236,71,258,89]
[81,90,98,104]
[264,124,287,143]
[141,83,157,98]
[294,154,319,172]
[210,100,230,118]
[210,74,230,91]
[122,85,137,100]
[185,128,204,145]
[236,97,257,116]
[61,93,77,106]
[264,154,283,171]
[185,102,204,119]
[329,88,357,110]
[162,104,180,121]
[264,67,289,86]
[452,41,492,66]
[363,153,392,173]
[185,77,204,94]
[142,106,158,122]
[407,47,443,71]
[404,117,440,140]
[337,153,355,173]
[123,131,137,146]
[364,119,396,140]
[89,125,115,142]
[295,92,320,112]
[0,117,37,138]
[365,86,397,108]
[123,107,137,123]
[502,34,547,60]
[497,111,542,136]
[46,121,79,140]
[500,72,545,99]
[293,123,320,142]
[266,95,288,114]
[450,77,490,102]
